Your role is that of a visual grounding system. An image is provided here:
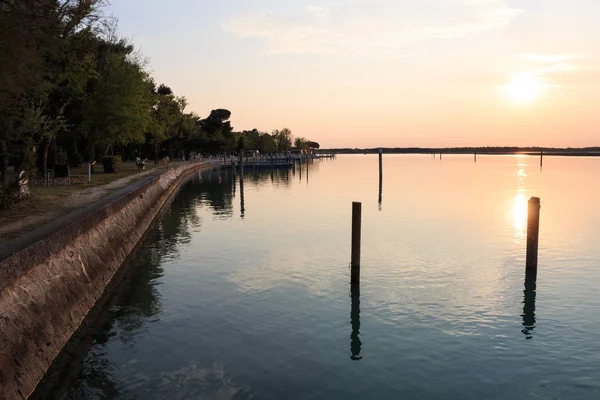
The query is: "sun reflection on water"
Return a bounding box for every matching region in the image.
[513,192,528,238]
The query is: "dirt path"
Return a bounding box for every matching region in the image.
[0,167,170,244]
[65,167,162,209]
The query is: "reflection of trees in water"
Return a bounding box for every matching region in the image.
[32,179,208,399]
[195,171,235,218]
[34,165,317,398]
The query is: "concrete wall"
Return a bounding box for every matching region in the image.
[0,162,212,399]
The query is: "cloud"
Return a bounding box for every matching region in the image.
[517,53,594,77]
[222,0,523,57]
[505,53,597,90]
[518,53,582,64]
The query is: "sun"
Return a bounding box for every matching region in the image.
[503,73,544,104]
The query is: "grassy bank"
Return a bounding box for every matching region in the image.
[0,160,192,242]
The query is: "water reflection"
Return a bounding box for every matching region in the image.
[306,159,309,185]
[240,176,245,218]
[521,269,537,339]
[378,173,383,210]
[350,284,362,360]
[32,218,175,398]
[196,168,293,219]
[512,192,527,238]
[196,170,234,218]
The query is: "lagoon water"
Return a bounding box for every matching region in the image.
[35,155,600,399]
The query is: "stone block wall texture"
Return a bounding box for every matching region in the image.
[0,162,210,399]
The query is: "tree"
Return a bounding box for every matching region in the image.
[0,0,103,185]
[199,109,233,153]
[273,128,293,152]
[83,43,153,158]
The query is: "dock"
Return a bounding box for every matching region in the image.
[208,153,335,169]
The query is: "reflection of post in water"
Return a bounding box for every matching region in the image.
[306,159,309,185]
[378,173,382,210]
[521,269,537,339]
[239,176,245,218]
[350,283,362,360]
[232,169,236,195]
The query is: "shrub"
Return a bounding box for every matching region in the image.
[102,155,123,173]
[69,152,84,167]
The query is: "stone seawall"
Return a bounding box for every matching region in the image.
[0,162,213,399]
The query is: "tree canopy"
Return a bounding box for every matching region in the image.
[0,1,320,202]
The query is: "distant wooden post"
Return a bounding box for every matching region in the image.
[526,197,541,269]
[378,148,383,207]
[351,202,362,282]
[540,151,543,167]
[378,147,383,181]
[474,153,477,163]
[440,152,442,160]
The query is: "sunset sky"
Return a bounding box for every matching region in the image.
[108,1,600,148]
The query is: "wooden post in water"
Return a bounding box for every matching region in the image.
[378,148,383,207]
[351,202,362,283]
[378,147,383,182]
[526,197,541,269]
[474,152,477,163]
[540,151,543,167]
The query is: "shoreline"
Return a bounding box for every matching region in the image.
[0,161,216,399]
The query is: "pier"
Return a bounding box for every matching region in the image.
[208,153,336,169]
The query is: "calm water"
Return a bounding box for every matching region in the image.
[36,155,600,399]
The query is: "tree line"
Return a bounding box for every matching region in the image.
[0,1,319,191]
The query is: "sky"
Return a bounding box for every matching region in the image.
[107,0,600,148]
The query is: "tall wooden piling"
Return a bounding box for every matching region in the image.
[378,147,383,181]
[540,151,543,167]
[474,152,477,163]
[526,197,541,269]
[378,148,383,206]
[351,202,362,282]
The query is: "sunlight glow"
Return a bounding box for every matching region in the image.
[503,73,544,104]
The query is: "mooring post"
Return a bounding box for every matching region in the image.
[351,202,362,283]
[526,197,541,269]
[378,147,383,181]
[540,151,543,167]
[474,152,477,163]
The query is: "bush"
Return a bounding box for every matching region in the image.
[102,155,123,173]
[69,152,84,167]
